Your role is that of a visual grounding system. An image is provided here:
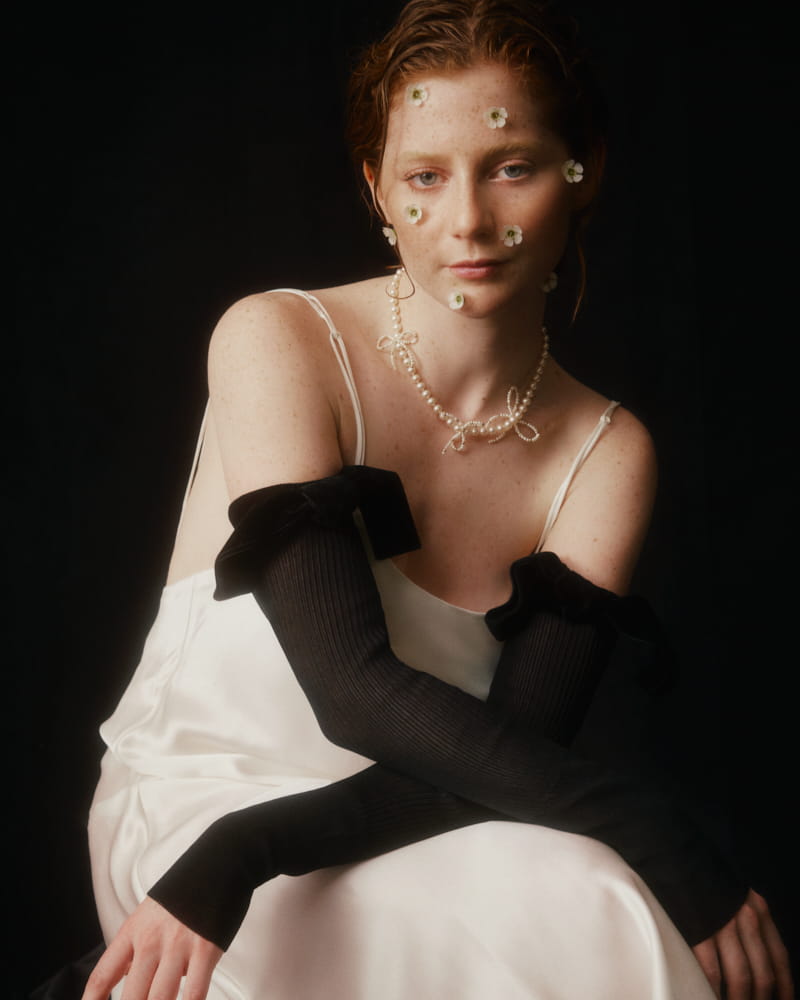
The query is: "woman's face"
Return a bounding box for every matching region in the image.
[369,61,588,318]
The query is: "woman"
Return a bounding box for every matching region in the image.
[83,2,793,998]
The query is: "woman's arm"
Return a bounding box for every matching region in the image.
[203,299,746,941]
[206,474,747,941]
[80,579,615,1000]
[147,540,621,950]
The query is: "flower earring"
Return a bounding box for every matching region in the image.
[382,225,397,247]
[541,272,558,293]
[562,160,584,183]
[501,225,523,247]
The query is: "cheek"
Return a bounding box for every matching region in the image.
[517,186,572,241]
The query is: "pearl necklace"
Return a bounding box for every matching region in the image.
[377,268,549,454]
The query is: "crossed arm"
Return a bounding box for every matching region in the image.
[82,477,792,1000]
[81,299,793,1000]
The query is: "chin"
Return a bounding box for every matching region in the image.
[442,280,539,318]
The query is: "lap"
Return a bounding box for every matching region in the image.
[89,759,714,1000]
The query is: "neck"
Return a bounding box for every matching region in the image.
[388,270,548,418]
[380,269,550,454]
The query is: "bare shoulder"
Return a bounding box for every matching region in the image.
[543,392,658,594]
[208,289,332,380]
[206,287,358,497]
[204,277,387,497]
[597,403,658,492]
[208,276,384,370]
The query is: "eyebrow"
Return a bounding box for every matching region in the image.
[396,140,549,166]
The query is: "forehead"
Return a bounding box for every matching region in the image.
[384,61,553,155]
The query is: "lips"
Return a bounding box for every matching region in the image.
[448,259,504,279]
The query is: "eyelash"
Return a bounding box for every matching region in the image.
[404,163,532,188]
[499,163,530,180]
[406,170,440,188]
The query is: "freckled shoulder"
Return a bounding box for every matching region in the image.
[207,290,353,496]
[542,403,658,594]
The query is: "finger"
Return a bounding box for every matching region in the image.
[744,891,795,1000]
[119,950,159,1000]
[146,952,186,1000]
[81,940,133,1000]
[180,942,224,1000]
[692,939,723,999]
[735,893,778,1000]
[715,919,753,1000]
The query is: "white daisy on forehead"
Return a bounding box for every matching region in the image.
[484,106,508,128]
[407,83,428,106]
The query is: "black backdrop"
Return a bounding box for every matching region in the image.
[13,1,797,994]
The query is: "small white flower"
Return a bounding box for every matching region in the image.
[382,225,397,246]
[484,106,508,129]
[404,204,423,224]
[449,290,465,310]
[501,224,523,247]
[541,271,558,293]
[407,84,428,106]
[562,159,584,183]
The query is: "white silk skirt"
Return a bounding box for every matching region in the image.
[88,568,715,1000]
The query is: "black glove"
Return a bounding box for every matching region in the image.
[150,467,746,949]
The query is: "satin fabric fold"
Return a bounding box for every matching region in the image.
[90,566,715,998]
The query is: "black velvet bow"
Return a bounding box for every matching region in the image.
[214,466,421,600]
[485,551,675,694]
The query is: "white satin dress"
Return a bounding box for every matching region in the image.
[88,289,715,999]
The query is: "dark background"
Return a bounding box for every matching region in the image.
[12,1,796,994]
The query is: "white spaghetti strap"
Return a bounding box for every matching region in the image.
[174,399,210,538]
[328,330,366,466]
[271,288,367,465]
[535,400,620,552]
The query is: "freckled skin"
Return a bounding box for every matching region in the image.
[369,62,589,320]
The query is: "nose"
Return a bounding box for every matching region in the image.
[448,177,494,241]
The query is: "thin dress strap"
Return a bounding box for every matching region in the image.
[174,400,210,539]
[178,290,367,534]
[535,400,621,553]
[271,288,367,465]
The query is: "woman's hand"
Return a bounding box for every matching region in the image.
[692,890,794,999]
[81,897,223,1000]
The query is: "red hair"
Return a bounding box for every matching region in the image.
[346,0,607,178]
[345,0,608,317]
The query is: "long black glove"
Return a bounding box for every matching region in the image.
[150,468,746,949]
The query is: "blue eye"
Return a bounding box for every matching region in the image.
[410,171,439,187]
[500,163,529,179]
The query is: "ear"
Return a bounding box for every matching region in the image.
[362,161,386,220]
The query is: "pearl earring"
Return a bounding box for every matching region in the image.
[541,272,558,293]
